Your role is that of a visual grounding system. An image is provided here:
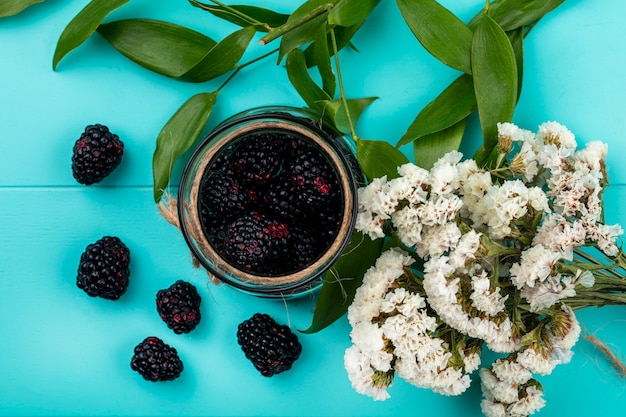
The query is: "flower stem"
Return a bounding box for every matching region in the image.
[330,27,359,143]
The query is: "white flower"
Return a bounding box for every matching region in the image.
[448,229,482,270]
[481,400,507,417]
[492,358,532,385]
[509,140,539,182]
[391,205,423,247]
[520,279,576,312]
[498,122,531,143]
[532,214,586,259]
[420,194,463,226]
[507,385,546,416]
[574,140,607,173]
[510,244,562,289]
[516,348,557,376]
[414,222,461,258]
[344,346,391,401]
[470,271,508,315]
[429,151,463,195]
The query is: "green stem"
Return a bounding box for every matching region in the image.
[216,47,279,92]
[236,47,280,69]
[191,0,270,30]
[330,27,359,143]
[259,3,333,45]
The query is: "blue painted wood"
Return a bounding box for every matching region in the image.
[1,1,625,416]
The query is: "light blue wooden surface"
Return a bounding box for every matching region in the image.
[1,1,625,416]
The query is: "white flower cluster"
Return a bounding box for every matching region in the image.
[344,248,480,400]
[480,305,580,417]
[347,121,619,416]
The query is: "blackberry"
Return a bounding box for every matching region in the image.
[71,124,124,185]
[156,280,202,334]
[288,144,341,212]
[236,313,302,377]
[262,173,304,221]
[130,336,183,382]
[229,133,285,185]
[221,212,290,272]
[289,225,320,270]
[199,171,248,216]
[76,236,130,300]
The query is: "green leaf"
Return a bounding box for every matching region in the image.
[97,19,217,78]
[357,139,410,180]
[508,27,524,101]
[52,0,130,70]
[153,92,217,202]
[273,0,338,62]
[396,74,476,147]
[300,232,383,333]
[286,49,332,110]
[396,0,473,74]
[318,97,378,135]
[189,1,289,31]
[468,0,565,32]
[471,13,517,165]
[303,21,364,67]
[0,0,43,17]
[179,26,255,83]
[313,21,336,97]
[327,0,380,27]
[413,118,466,170]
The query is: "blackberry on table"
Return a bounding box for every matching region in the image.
[76,236,130,300]
[71,124,124,185]
[156,280,202,334]
[130,336,183,382]
[236,313,302,377]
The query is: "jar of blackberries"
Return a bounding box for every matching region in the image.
[177,106,365,298]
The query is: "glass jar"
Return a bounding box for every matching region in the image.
[177,106,365,298]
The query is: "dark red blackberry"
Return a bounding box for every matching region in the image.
[199,171,248,216]
[221,212,290,271]
[236,313,302,377]
[156,280,202,334]
[76,236,130,300]
[229,132,285,185]
[288,144,341,211]
[71,124,124,185]
[130,336,183,382]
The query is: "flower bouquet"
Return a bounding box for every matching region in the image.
[344,120,626,415]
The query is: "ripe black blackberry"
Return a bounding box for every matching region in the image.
[221,212,290,272]
[71,124,124,185]
[130,336,183,382]
[76,236,130,300]
[229,133,285,185]
[262,173,304,221]
[289,225,320,270]
[236,313,302,377]
[156,280,202,334]
[199,171,248,216]
[288,144,341,211]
